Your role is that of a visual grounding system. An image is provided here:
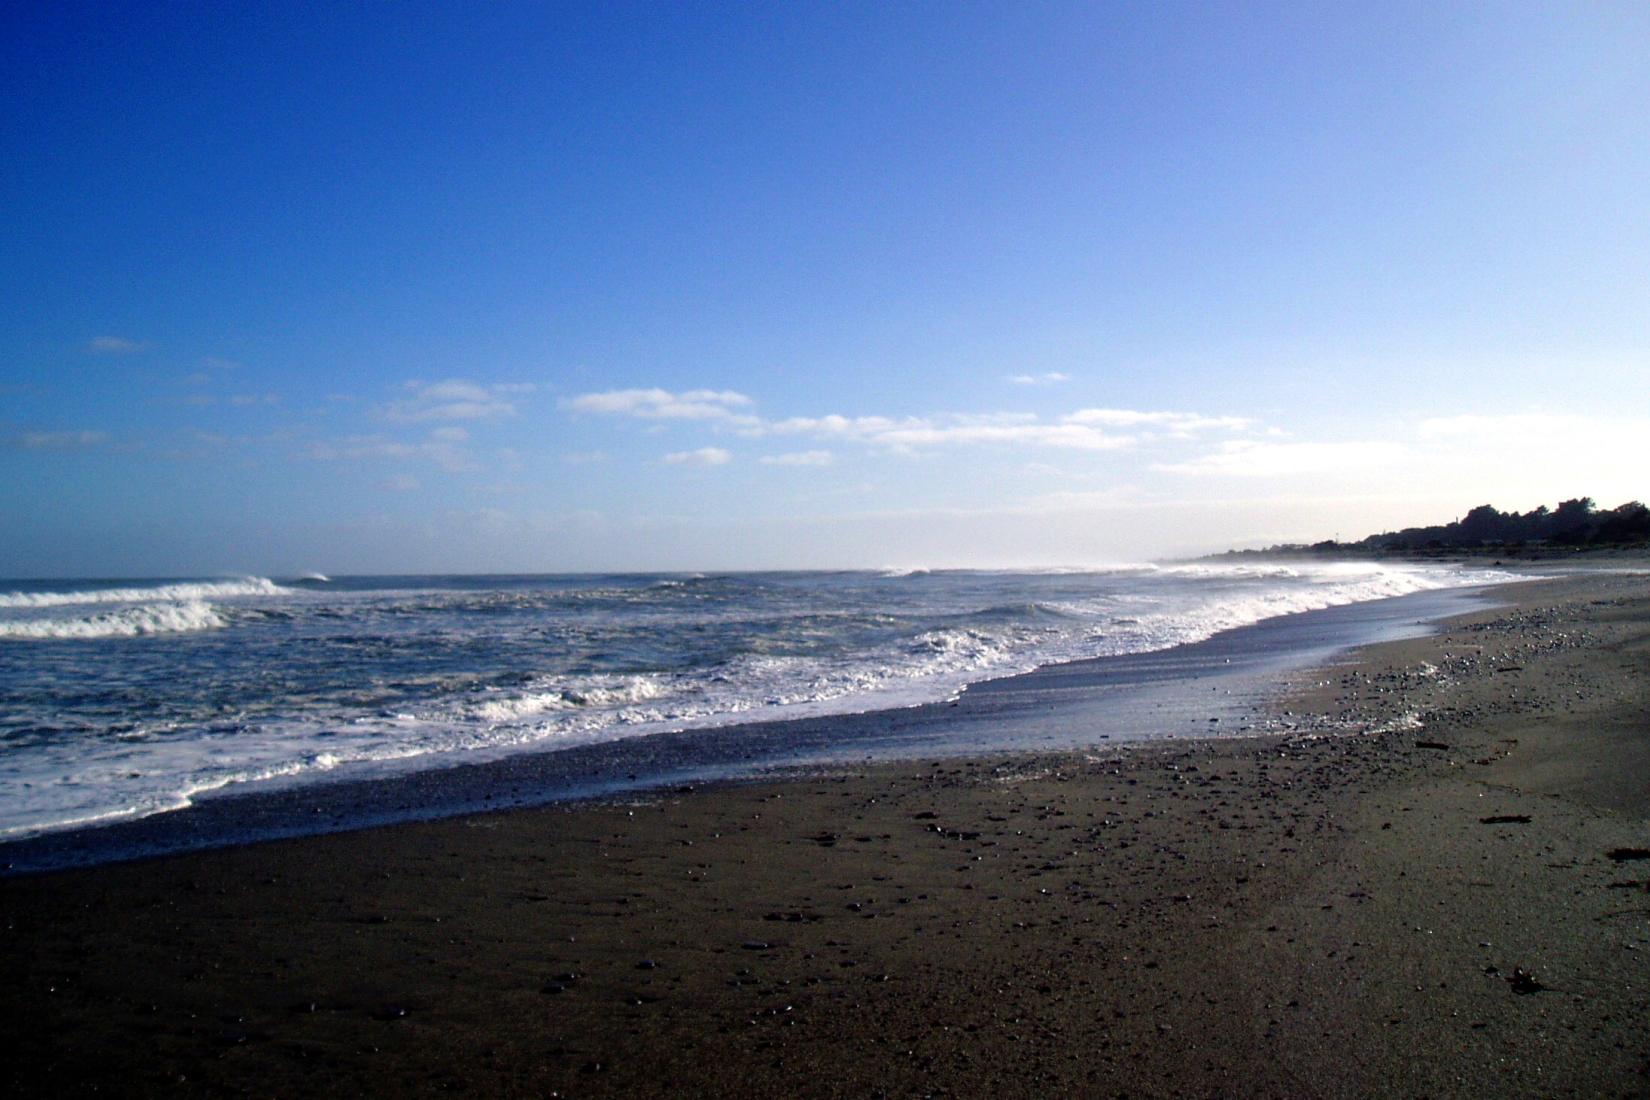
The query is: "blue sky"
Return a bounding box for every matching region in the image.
[3,2,1646,575]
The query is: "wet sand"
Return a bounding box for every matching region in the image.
[3,572,1646,1097]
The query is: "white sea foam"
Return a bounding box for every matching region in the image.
[412,563,1492,762]
[0,561,1523,842]
[0,600,229,639]
[0,577,284,608]
[1076,563,1492,659]
[468,676,669,722]
[1368,711,1426,734]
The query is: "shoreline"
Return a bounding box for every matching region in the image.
[2,570,1645,1096]
[3,577,1510,873]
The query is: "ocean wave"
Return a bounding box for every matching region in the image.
[454,569,1474,744]
[910,626,1018,662]
[0,577,284,609]
[972,564,1158,577]
[1086,565,1490,659]
[1155,562,1304,580]
[0,600,229,640]
[468,675,669,722]
[0,562,1523,841]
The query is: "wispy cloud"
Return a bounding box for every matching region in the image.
[1007,372,1070,386]
[566,388,756,423]
[383,379,534,423]
[1410,412,1650,501]
[378,474,421,492]
[760,450,835,467]
[565,386,1258,457]
[85,336,149,355]
[760,412,1134,452]
[155,425,299,464]
[1416,412,1595,440]
[663,446,732,467]
[309,431,480,473]
[5,429,111,450]
[309,436,415,461]
[876,419,1131,452]
[1155,439,1407,477]
[1064,409,1253,433]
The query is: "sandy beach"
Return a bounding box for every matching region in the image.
[3,570,1645,1098]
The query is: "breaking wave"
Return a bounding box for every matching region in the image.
[0,577,284,609]
[0,561,1526,841]
[0,600,229,639]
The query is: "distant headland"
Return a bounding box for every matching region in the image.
[1216,497,1650,560]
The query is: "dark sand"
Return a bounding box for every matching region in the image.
[3,572,1646,1097]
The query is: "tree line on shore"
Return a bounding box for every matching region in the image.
[1227,497,1650,557]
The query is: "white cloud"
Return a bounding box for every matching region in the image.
[1063,409,1253,433]
[875,420,1132,451]
[562,450,609,465]
[760,413,902,438]
[763,412,1133,452]
[1416,412,1589,440]
[1409,412,1650,506]
[1138,410,1648,516]
[229,393,279,407]
[86,336,148,355]
[1413,412,1650,471]
[379,474,421,492]
[566,385,1257,457]
[760,450,835,467]
[663,446,732,467]
[566,388,755,422]
[430,426,469,442]
[1155,439,1408,477]
[1007,372,1070,385]
[384,379,532,422]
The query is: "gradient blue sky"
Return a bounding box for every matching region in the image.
[3,2,1646,575]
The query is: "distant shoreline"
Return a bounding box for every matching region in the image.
[1204,542,1650,565]
[1206,496,1650,562]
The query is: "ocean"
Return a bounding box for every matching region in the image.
[0,561,1520,847]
